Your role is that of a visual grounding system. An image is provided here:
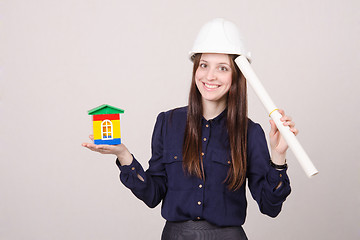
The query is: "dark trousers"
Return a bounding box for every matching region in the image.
[161,220,248,240]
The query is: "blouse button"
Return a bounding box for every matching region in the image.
[201,152,204,156]
[279,174,282,178]
[203,138,207,142]
[206,124,209,128]
[197,217,201,220]
[131,167,135,171]
[174,156,178,160]
[197,201,202,205]
[227,161,231,164]
[199,184,203,188]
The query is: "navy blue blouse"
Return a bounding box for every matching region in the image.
[116,106,291,227]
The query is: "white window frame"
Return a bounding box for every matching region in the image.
[101,120,113,140]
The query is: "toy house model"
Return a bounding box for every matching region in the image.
[88,104,124,145]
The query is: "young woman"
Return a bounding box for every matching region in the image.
[83,19,298,240]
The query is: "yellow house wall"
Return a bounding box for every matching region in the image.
[93,120,121,140]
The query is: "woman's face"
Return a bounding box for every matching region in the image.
[195,53,232,105]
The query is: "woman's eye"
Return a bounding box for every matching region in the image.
[200,63,207,68]
[219,66,228,71]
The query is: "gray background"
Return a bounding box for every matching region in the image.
[1,0,359,239]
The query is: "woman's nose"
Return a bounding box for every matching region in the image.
[206,68,216,81]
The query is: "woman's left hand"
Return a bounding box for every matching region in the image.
[269,109,299,165]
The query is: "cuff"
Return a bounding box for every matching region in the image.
[265,166,291,204]
[116,154,139,173]
[267,165,288,185]
[116,155,146,189]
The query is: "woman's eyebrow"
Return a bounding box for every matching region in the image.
[200,59,229,66]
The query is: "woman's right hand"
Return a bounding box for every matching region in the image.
[82,135,133,166]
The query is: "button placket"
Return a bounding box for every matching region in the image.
[194,120,209,219]
[202,120,210,157]
[195,189,204,218]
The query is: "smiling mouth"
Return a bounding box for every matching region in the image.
[204,82,220,89]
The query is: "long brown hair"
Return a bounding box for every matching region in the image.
[182,53,248,191]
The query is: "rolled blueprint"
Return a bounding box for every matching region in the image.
[235,55,318,177]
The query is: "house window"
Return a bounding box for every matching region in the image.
[101,120,113,140]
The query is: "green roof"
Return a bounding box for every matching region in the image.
[88,104,125,115]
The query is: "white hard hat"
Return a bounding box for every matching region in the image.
[189,18,251,61]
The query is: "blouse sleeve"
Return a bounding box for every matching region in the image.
[116,112,167,208]
[247,122,291,217]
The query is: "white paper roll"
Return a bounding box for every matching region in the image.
[235,55,318,177]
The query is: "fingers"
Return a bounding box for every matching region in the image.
[290,127,299,136]
[274,109,299,136]
[82,141,121,156]
[278,109,293,126]
[96,145,114,153]
[278,109,291,122]
[82,142,97,151]
[82,142,108,153]
[282,119,294,128]
[278,109,285,116]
